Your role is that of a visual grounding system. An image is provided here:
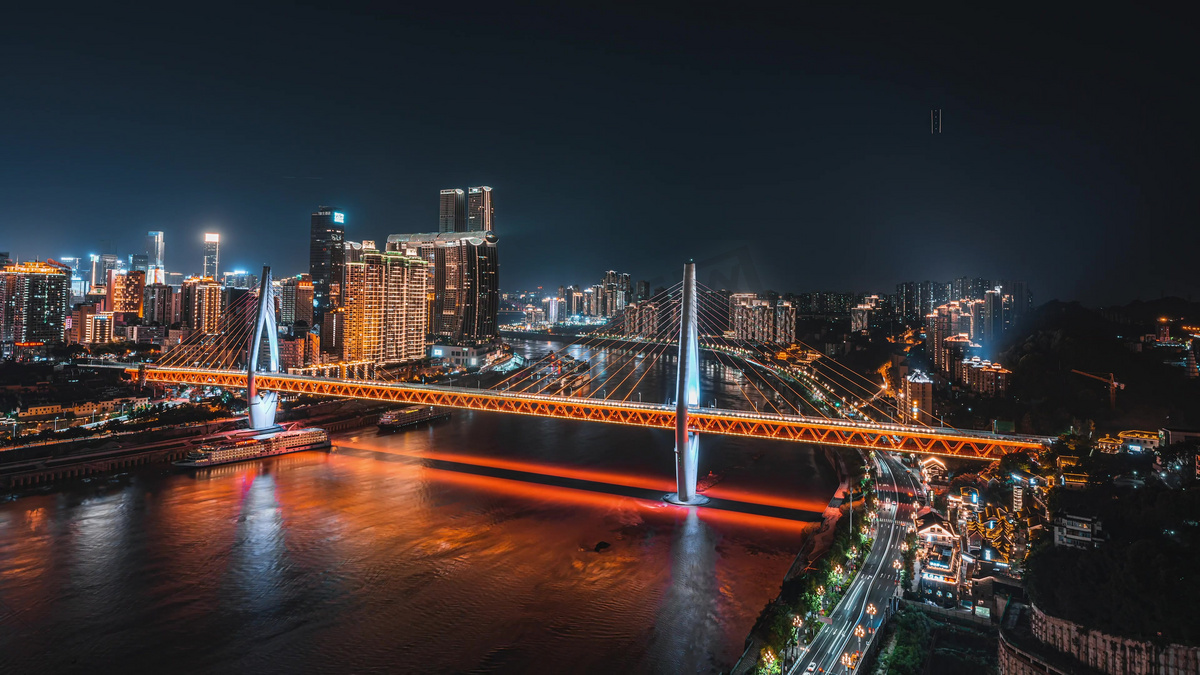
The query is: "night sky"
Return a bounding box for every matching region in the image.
[2,4,1195,304]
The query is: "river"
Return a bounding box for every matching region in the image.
[0,340,838,674]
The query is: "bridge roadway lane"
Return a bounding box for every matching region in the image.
[788,453,921,674]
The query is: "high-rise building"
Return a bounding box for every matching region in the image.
[896,282,918,324]
[903,370,935,425]
[130,253,149,274]
[143,283,179,325]
[342,245,386,362]
[0,260,71,348]
[180,276,222,334]
[381,250,429,363]
[467,186,494,232]
[728,293,794,344]
[387,230,499,345]
[221,270,257,289]
[309,206,346,320]
[202,233,220,278]
[106,269,145,317]
[90,253,119,291]
[279,274,315,327]
[146,231,165,268]
[341,243,430,364]
[983,288,1004,347]
[439,189,466,233]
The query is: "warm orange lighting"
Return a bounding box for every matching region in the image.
[132,367,1044,459]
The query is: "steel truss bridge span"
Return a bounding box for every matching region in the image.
[132,366,1046,459]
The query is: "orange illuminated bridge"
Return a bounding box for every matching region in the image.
[130,366,1047,460]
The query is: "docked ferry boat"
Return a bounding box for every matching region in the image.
[378,405,451,432]
[175,428,330,468]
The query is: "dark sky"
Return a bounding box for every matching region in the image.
[2,3,1196,304]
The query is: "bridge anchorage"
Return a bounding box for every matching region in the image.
[664,261,709,506]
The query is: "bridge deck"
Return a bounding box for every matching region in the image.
[130,367,1048,459]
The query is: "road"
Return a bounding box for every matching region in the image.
[788,452,922,674]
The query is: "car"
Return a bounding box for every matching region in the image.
[806,664,817,673]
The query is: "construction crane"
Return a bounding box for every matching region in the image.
[1070,370,1124,410]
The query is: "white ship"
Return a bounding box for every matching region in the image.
[175,427,330,468]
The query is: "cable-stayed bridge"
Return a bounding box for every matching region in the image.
[127,264,1048,503]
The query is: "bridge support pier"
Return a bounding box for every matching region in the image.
[247,265,281,430]
[665,261,709,506]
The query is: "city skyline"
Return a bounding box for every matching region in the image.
[2,5,1194,305]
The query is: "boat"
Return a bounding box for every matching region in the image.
[378,405,451,432]
[175,427,330,468]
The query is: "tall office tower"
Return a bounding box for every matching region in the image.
[106,269,146,317]
[387,230,499,345]
[0,260,70,347]
[279,274,315,326]
[342,244,386,362]
[130,254,149,275]
[181,276,223,334]
[896,282,918,324]
[439,189,466,233]
[143,283,179,325]
[467,186,494,232]
[382,250,429,363]
[309,206,346,321]
[90,254,119,290]
[982,288,1004,347]
[146,231,165,268]
[202,233,220,278]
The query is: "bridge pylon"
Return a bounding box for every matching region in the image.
[665,261,708,506]
[247,265,281,430]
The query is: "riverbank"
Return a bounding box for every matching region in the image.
[727,446,858,674]
[0,400,389,491]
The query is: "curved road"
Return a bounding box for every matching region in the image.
[788,452,922,674]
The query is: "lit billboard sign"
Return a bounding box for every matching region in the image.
[334,212,345,223]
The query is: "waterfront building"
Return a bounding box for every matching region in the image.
[387,230,498,346]
[342,243,429,364]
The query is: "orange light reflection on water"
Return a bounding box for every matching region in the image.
[332,442,816,534]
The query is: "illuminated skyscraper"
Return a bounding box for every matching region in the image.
[143,283,178,325]
[467,186,494,232]
[279,274,314,327]
[0,260,70,348]
[181,276,222,334]
[387,230,498,345]
[202,233,220,279]
[106,269,145,317]
[309,206,346,321]
[146,231,165,268]
[341,243,428,363]
[439,189,466,233]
